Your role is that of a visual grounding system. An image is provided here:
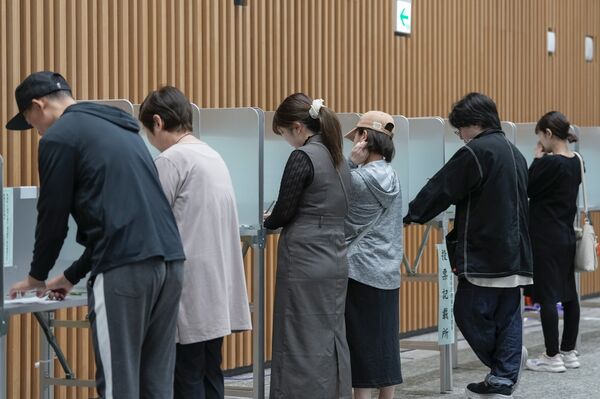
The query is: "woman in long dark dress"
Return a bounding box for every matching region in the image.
[526,111,582,373]
[264,93,352,398]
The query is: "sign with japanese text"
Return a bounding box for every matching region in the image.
[437,243,455,345]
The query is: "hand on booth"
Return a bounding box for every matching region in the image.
[45,273,74,301]
[8,276,46,299]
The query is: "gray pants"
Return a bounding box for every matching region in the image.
[87,258,184,399]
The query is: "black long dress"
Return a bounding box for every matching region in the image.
[527,154,581,304]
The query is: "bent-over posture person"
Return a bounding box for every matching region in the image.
[403,93,532,399]
[7,71,185,399]
[265,93,352,399]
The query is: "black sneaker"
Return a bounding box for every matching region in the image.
[465,381,513,398]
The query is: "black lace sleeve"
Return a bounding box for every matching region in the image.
[264,150,314,229]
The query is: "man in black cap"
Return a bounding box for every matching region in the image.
[7,71,186,399]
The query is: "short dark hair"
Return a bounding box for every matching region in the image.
[535,111,577,143]
[139,86,193,133]
[42,89,73,101]
[448,92,501,131]
[26,89,73,111]
[360,128,395,162]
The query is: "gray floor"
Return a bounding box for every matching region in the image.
[225,297,600,398]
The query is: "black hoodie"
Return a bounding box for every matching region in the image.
[404,130,533,280]
[30,102,185,284]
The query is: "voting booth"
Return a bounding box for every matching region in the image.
[402,116,454,392]
[196,107,266,399]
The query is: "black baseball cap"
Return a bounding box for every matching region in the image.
[5,71,72,130]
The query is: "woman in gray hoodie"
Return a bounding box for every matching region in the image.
[344,111,404,399]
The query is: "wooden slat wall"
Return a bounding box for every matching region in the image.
[2,1,600,397]
[580,212,600,297]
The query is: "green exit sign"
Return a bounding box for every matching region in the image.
[395,0,412,35]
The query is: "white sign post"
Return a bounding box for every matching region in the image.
[437,243,455,345]
[395,0,412,35]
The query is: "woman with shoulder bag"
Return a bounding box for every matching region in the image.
[343,111,404,399]
[525,111,582,373]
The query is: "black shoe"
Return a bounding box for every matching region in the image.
[465,381,513,398]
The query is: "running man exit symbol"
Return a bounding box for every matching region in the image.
[395,0,412,35]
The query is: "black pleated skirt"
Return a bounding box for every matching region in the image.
[345,278,403,388]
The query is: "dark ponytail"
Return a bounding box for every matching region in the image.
[273,93,344,167]
[535,111,578,143]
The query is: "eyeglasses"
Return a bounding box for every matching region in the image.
[453,129,461,137]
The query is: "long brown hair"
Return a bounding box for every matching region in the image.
[272,93,344,167]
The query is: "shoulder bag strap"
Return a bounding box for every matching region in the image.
[574,151,590,221]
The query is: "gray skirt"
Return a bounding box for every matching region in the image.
[269,217,352,399]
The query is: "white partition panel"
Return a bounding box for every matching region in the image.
[502,121,517,144]
[443,119,462,163]
[339,113,362,156]
[198,108,264,229]
[515,123,538,166]
[3,188,86,293]
[191,103,201,136]
[579,127,600,211]
[132,104,161,159]
[393,116,410,217]
[407,117,445,203]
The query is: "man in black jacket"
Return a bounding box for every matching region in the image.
[7,71,186,399]
[404,93,532,399]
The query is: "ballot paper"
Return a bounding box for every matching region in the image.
[3,296,58,305]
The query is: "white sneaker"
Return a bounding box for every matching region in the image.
[512,346,528,393]
[560,350,580,369]
[526,353,567,373]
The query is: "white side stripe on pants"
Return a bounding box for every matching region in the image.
[94,274,113,399]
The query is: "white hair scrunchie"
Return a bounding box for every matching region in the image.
[309,98,325,119]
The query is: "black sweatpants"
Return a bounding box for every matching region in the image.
[88,258,184,399]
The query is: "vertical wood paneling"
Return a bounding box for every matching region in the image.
[3,1,600,397]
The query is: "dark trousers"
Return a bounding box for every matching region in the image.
[454,279,522,385]
[540,298,580,356]
[174,337,225,399]
[88,258,184,399]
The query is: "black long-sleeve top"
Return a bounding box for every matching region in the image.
[264,138,315,229]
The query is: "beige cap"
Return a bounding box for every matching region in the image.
[344,111,395,141]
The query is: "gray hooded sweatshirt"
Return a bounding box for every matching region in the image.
[345,160,403,290]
